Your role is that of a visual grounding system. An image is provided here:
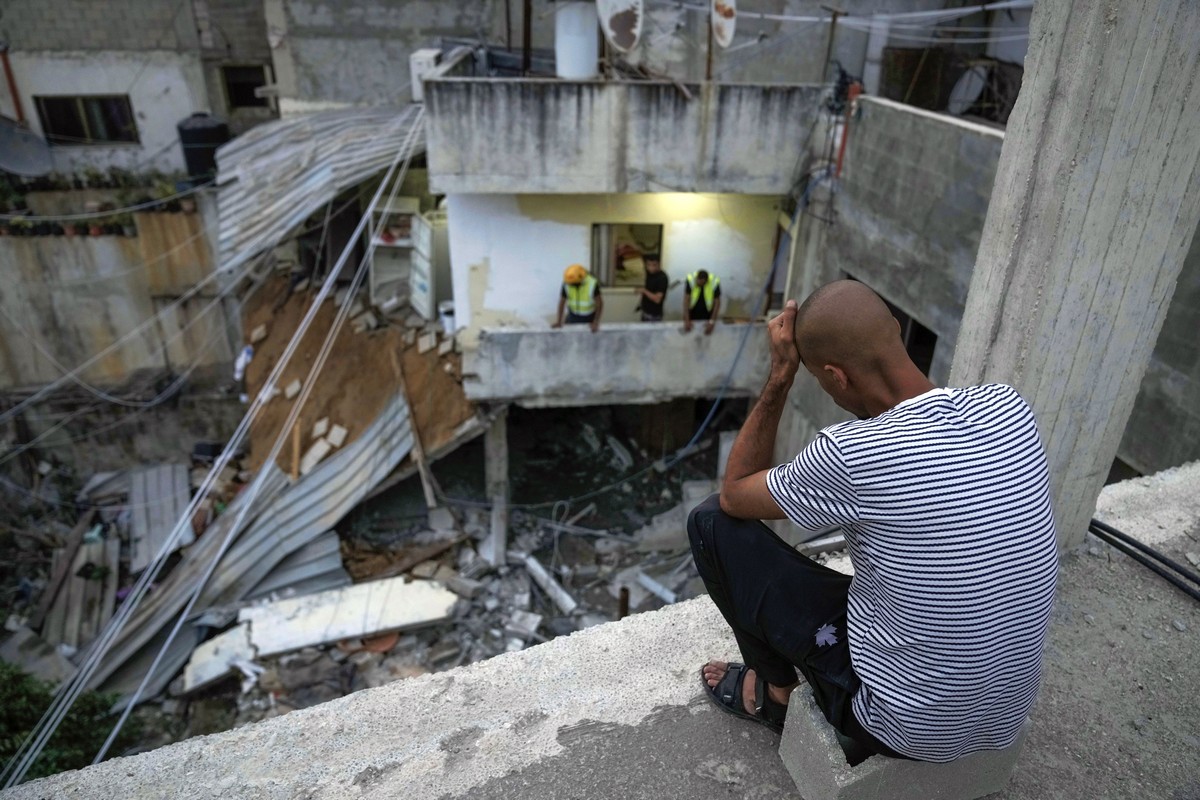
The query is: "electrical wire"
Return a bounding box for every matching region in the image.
[91,108,425,765]
[0,181,215,222]
[0,121,409,787]
[437,205,800,514]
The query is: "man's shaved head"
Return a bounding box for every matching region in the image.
[794,280,902,370]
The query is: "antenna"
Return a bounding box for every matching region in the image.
[597,0,644,53]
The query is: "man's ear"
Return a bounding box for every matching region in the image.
[823,364,849,390]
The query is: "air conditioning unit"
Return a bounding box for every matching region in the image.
[410,49,443,103]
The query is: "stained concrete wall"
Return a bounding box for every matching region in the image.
[0,0,197,51]
[447,192,780,329]
[197,0,277,134]
[1118,232,1200,474]
[463,324,769,406]
[779,95,1200,480]
[0,51,209,174]
[0,210,234,390]
[426,80,822,195]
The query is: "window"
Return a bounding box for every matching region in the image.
[590,223,664,288]
[222,65,270,109]
[34,95,138,145]
[846,275,938,376]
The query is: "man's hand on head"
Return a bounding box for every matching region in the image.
[768,300,801,384]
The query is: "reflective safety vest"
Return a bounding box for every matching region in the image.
[688,273,719,310]
[565,275,598,315]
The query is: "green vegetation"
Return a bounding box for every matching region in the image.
[0,661,141,784]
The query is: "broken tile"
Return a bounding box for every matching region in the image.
[183,622,255,693]
[249,323,268,344]
[445,575,484,599]
[311,417,329,440]
[299,439,333,475]
[506,610,543,639]
[411,561,439,579]
[418,332,437,354]
[327,425,348,448]
[437,339,453,356]
[284,379,302,400]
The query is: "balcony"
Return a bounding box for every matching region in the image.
[461,322,768,407]
[424,49,822,195]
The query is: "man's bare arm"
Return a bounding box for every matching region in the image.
[720,300,800,519]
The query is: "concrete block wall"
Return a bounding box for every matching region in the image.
[0,0,194,51]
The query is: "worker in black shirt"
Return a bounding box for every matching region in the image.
[637,253,669,322]
[684,270,721,335]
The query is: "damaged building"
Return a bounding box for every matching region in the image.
[1,0,1199,795]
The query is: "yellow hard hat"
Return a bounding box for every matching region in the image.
[563,264,587,285]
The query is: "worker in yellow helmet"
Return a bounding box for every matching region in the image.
[553,264,604,332]
[684,270,721,335]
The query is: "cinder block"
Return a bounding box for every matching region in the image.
[327,424,348,448]
[778,687,1028,800]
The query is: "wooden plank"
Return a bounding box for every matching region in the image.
[60,544,90,649]
[29,508,95,630]
[129,468,150,573]
[99,535,121,630]
[240,576,457,658]
[41,549,67,644]
[77,541,104,648]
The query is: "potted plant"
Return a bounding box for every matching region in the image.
[88,219,104,236]
[10,219,32,237]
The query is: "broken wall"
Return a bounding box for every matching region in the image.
[0,208,235,390]
[447,192,781,333]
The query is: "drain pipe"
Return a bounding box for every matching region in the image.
[0,42,25,124]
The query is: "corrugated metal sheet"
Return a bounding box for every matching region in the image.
[246,533,349,601]
[93,392,414,700]
[128,464,192,574]
[215,106,425,273]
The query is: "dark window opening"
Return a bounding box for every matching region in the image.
[222,65,270,108]
[34,95,139,145]
[845,275,938,376]
[591,223,665,288]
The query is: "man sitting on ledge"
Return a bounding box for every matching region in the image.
[690,280,1059,762]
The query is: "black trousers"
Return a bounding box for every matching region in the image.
[687,493,906,759]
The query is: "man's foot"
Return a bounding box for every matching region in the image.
[702,660,794,716]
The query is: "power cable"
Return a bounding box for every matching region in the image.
[437,204,800,514]
[91,108,425,765]
[0,121,416,788]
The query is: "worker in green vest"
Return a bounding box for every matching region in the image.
[684,270,721,335]
[553,264,604,332]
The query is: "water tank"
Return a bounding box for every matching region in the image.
[555,2,600,80]
[177,113,232,182]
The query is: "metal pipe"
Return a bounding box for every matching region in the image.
[1090,518,1200,586]
[1089,525,1200,603]
[0,43,26,124]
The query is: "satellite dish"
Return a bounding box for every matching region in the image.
[597,0,643,53]
[711,0,737,48]
[948,65,989,116]
[0,118,52,176]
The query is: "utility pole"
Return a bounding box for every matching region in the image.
[820,6,844,84]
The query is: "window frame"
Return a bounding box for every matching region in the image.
[589,222,665,288]
[33,94,140,147]
[220,64,272,110]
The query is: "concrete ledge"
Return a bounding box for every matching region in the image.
[4,599,744,800]
[778,688,1028,800]
[463,322,768,406]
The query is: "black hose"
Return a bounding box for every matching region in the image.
[1090,518,1200,587]
[1088,524,1200,603]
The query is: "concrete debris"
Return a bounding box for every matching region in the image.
[284,379,302,400]
[327,424,348,448]
[606,435,634,470]
[411,561,440,579]
[437,339,453,355]
[0,627,77,687]
[428,506,456,533]
[352,310,379,333]
[444,575,484,599]
[418,331,437,354]
[239,576,458,657]
[635,570,678,605]
[299,438,333,476]
[183,623,256,693]
[506,610,544,640]
[311,417,330,440]
[520,553,579,615]
[292,278,309,293]
[580,423,601,453]
[250,323,268,344]
[404,312,426,328]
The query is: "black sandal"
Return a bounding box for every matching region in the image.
[700,662,788,734]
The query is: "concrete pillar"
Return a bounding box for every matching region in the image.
[481,407,509,566]
[948,0,1200,548]
[861,16,888,96]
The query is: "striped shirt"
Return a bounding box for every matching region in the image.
[766,384,1058,762]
